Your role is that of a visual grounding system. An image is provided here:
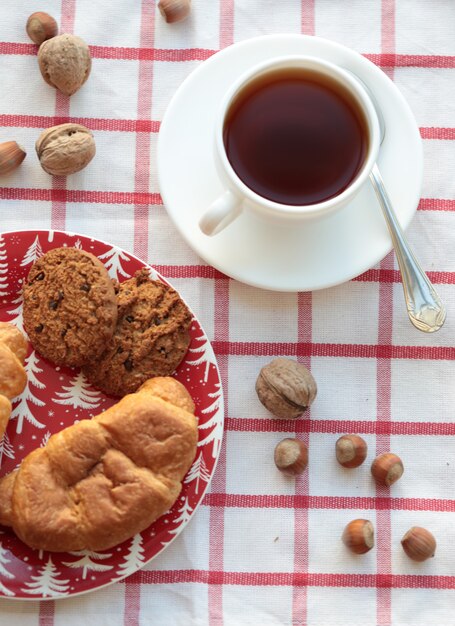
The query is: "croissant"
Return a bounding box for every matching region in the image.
[0,322,28,438]
[0,376,198,552]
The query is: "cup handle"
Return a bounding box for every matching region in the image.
[199,190,242,236]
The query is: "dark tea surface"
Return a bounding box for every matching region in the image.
[223,68,368,205]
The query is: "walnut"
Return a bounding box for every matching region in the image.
[255,358,317,419]
[38,33,91,96]
[36,123,96,176]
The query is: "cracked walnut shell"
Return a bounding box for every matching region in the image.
[38,33,91,96]
[256,358,317,419]
[36,123,95,176]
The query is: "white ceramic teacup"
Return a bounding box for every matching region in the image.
[199,55,380,236]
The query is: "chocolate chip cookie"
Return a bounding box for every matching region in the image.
[83,269,192,397]
[23,247,117,368]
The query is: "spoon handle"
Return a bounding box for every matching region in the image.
[369,164,446,332]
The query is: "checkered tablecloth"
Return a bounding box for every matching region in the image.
[0,1,455,624]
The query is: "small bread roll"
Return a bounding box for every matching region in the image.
[0,322,28,364]
[0,469,17,526]
[0,377,198,552]
[0,395,11,441]
[0,343,27,399]
[138,376,195,413]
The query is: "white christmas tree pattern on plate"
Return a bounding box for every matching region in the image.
[11,350,46,434]
[0,541,16,597]
[54,371,102,410]
[22,556,70,598]
[184,450,211,494]
[169,496,193,535]
[0,229,223,600]
[0,432,15,467]
[0,235,9,299]
[186,326,219,383]
[114,534,145,579]
[62,550,113,580]
[197,383,224,459]
[98,246,131,279]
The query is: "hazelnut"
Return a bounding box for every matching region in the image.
[158,0,191,23]
[26,12,58,45]
[371,453,403,487]
[36,124,95,176]
[38,34,91,96]
[342,519,374,554]
[256,358,317,419]
[335,434,368,468]
[274,438,308,476]
[0,141,26,175]
[401,527,436,562]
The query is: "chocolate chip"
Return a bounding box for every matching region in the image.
[123,358,133,371]
[49,291,64,310]
[125,315,134,323]
[30,271,45,284]
[35,324,43,333]
[80,283,90,292]
[154,318,161,325]
[116,346,124,354]
[61,329,67,338]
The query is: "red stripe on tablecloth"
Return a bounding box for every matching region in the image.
[123,2,155,623]
[3,41,455,68]
[418,198,455,211]
[154,265,228,279]
[0,187,162,205]
[123,569,455,589]
[132,0,155,262]
[293,291,313,624]
[420,127,455,140]
[377,4,395,623]
[207,11,234,624]
[211,342,455,361]
[208,278,230,625]
[301,0,315,35]
[220,1,234,49]
[50,0,76,231]
[39,600,54,626]
[364,53,455,68]
[0,41,215,61]
[2,114,455,141]
[90,46,216,61]
[203,493,455,513]
[225,417,455,436]
[3,187,455,218]
[354,268,455,284]
[0,114,161,133]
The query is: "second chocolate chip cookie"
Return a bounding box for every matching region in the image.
[83,269,192,397]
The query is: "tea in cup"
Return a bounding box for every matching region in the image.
[199,55,380,236]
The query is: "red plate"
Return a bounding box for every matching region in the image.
[0,230,224,599]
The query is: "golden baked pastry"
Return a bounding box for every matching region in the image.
[0,343,27,400]
[0,377,198,552]
[0,469,16,526]
[0,322,28,364]
[0,323,28,439]
[0,396,12,445]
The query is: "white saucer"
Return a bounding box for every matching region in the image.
[157,34,423,292]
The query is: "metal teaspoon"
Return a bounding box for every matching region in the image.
[345,70,446,333]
